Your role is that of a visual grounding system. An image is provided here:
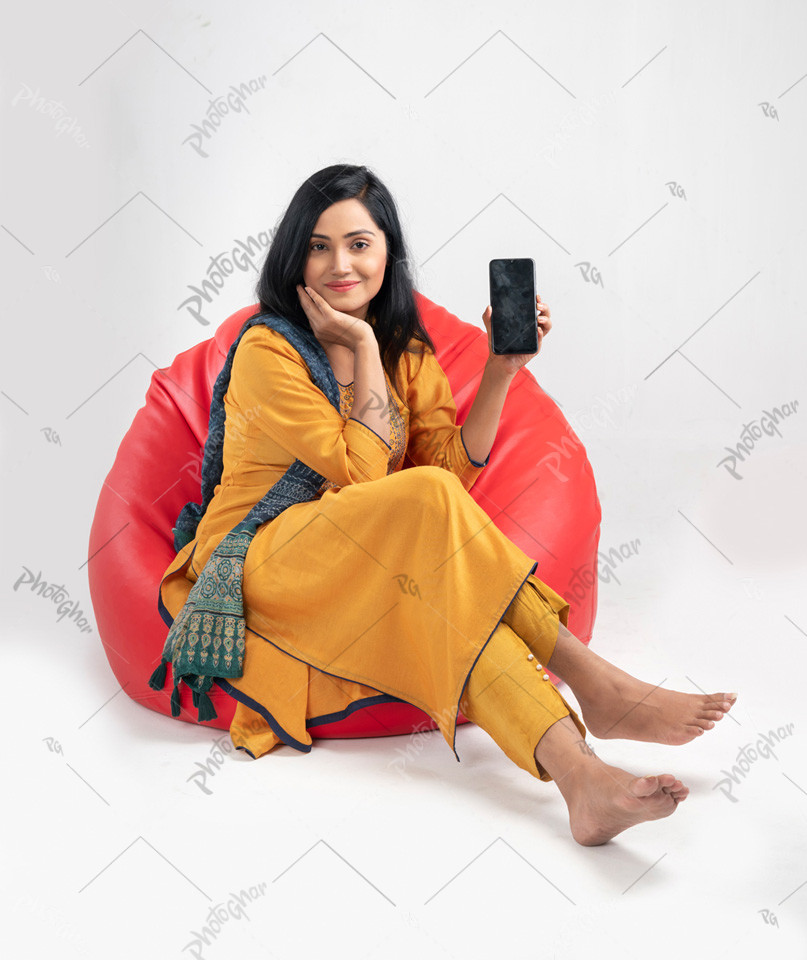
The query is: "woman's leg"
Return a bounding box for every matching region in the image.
[504,574,738,746]
[458,617,691,845]
[459,619,587,781]
[533,714,691,846]
[462,574,738,844]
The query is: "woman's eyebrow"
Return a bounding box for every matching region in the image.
[310,229,376,239]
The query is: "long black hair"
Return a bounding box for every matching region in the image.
[246,164,436,404]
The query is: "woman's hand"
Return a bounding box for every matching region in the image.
[296,284,371,351]
[481,293,552,378]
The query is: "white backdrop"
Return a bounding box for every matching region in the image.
[3,1,807,957]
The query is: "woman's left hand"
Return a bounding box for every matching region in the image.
[481,294,552,377]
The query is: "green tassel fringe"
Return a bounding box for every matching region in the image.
[197,690,218,722]
[148,658,168,691]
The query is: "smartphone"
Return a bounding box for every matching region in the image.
[489,258,538,354]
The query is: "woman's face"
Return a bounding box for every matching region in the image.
[302,198,388,322]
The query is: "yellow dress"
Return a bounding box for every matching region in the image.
[158,323,581,767]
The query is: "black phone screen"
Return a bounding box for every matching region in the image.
[489,258,538,354]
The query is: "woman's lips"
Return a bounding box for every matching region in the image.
[325,282,359,291]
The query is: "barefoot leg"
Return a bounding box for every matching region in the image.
[546,623,738,746]
[503,575,737,746]
[534,715,690,846]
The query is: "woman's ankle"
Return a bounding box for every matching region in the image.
[546,624,614,701]
[534,715,601,793]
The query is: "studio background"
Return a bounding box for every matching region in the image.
[3,1,806,957]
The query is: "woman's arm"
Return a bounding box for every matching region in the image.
[458,362,515,465]
[352,331,391,448]
[461,293,554,463]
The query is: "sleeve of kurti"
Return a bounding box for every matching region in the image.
[229,325,391,486]
[405,344,489,492]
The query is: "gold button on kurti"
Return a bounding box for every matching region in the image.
[158,325,583,774]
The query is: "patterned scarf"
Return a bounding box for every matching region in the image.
[147,312,341,722]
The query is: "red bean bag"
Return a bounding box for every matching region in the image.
[88,292,601,736]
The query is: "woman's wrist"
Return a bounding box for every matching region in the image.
[484,356,517,385]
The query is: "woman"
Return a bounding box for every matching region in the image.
[156,164,737,846]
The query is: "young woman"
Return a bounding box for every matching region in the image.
[156,164,737,845]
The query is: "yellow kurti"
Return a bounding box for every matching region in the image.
[158,324,552,761]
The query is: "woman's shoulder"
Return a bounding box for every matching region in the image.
[238,321,295,347]
[402,335,436,378]
[233,321,308,368]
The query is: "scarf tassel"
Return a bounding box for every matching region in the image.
[146,658,218,721]
[195,688,218,722]
[147,657,168,691]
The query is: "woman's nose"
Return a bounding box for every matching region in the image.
[332,248,353,273]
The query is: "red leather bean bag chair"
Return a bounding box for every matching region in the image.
[88,292,601,737]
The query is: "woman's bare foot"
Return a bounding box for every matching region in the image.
[565,763,689,846]
[577,675,737,745]
[535,716,689,845]
[547,624,738,746]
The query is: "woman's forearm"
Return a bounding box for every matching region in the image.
[351,334,390,446]
[460,361,515,464]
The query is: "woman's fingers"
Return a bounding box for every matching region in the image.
[536,294,551,337]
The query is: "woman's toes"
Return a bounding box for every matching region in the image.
[632,775,660,797]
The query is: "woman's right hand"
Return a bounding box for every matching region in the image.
[296,284,370,351]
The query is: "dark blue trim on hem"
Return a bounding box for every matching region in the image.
[460,425,490,468]
[451,559,539,762]
[306,693,404,729]
[157,592,173,630]
[215,677,313,753]
[156,542,197,630]
[243,624,446,737]
[348,415,392,450]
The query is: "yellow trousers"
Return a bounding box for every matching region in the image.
[459,573,587,781]
[226,570,587,781]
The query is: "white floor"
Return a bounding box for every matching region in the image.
[6,435,807,960]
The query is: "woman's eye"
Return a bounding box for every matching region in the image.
[309,241,369,252]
